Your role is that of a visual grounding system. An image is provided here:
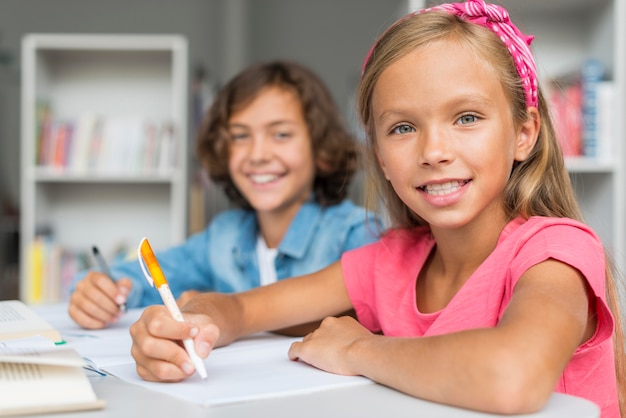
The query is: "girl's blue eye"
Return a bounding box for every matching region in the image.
[457,114,478,125]
[392,124,414,135]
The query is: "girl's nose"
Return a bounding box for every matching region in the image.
[419,127,453,167]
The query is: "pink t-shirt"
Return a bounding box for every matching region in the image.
[342,216,619,417]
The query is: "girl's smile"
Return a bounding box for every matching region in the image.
[418,179,471,206]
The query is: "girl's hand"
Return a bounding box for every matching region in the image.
[177,290,200,307]
[68,272,132,329]
[130,305,219,382]
[287,315,371,376]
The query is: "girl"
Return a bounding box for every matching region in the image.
[68,61,381,330]
[129,2,624,416]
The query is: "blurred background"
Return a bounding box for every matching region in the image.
[1,0,622,310]
[0,0,409,300]
[0,0,409,210]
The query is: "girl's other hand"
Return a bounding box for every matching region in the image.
[288,315,371,376]
[68,272,132,329]
[130,305,219,382]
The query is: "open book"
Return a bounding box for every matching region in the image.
[0,299,63,343]
[0,300,105,416]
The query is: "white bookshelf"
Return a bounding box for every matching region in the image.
[20,34,188,303]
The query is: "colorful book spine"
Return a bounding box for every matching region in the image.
[581,59,605,158]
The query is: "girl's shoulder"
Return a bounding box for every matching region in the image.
[498,216,606,272]
[502,216,601,246]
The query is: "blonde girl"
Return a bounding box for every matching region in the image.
[130,2,624,416]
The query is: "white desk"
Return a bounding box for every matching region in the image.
[33,375,600,418]
[33,305,600,418]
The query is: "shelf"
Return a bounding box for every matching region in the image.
[20,34,189,304]
[565,157,616,173]
[32,168,180,184]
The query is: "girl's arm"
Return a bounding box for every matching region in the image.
[130,261,351,382]
[288,259,592,415]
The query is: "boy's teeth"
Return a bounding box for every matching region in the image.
[251,174,278,184]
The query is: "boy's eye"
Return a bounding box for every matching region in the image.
[229,132,249,142]
[275,131,292,139]
[391,124,414,135]
[457,114,478,125]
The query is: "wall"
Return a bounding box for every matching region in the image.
[0,0,406,215]
[248,0,406,119]
[0,0,223,208]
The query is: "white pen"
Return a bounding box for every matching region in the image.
[137,237,208,380]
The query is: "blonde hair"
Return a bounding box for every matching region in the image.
[358,11,625,415]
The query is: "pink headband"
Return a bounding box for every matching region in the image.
[362,0,538,108]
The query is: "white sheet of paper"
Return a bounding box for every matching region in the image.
[104,333,372,406]
[37,305,372,407]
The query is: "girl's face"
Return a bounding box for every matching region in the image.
[371,38,535,232]
[227,86,315,219]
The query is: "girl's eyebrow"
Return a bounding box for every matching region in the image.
[375,110,404,125]
[376,94,493,120]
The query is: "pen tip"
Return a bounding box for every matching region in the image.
[92,246,99,255]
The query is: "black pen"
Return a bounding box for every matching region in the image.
[92,246,127,313]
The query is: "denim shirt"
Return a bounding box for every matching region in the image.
[70,199,381,308]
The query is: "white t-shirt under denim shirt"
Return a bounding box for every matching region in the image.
[256,235,278,286]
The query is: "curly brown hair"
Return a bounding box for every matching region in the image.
[196,61,359,209]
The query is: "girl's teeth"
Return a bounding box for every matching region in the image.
[424,181,464,196]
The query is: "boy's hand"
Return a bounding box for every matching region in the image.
[68,272,131,329]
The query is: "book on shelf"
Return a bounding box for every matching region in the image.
[546,59,615,161]
[34,108,177,175]
[0,300,105,416]
[581,59,615,160]
[25,235,90,305]
[590,81,616,160]
[547,80,583,157]
[69,113,100,173]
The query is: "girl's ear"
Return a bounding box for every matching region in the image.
[514,107,540,162]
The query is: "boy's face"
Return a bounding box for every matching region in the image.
[227,86,315,223]
[370,38,533,234]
